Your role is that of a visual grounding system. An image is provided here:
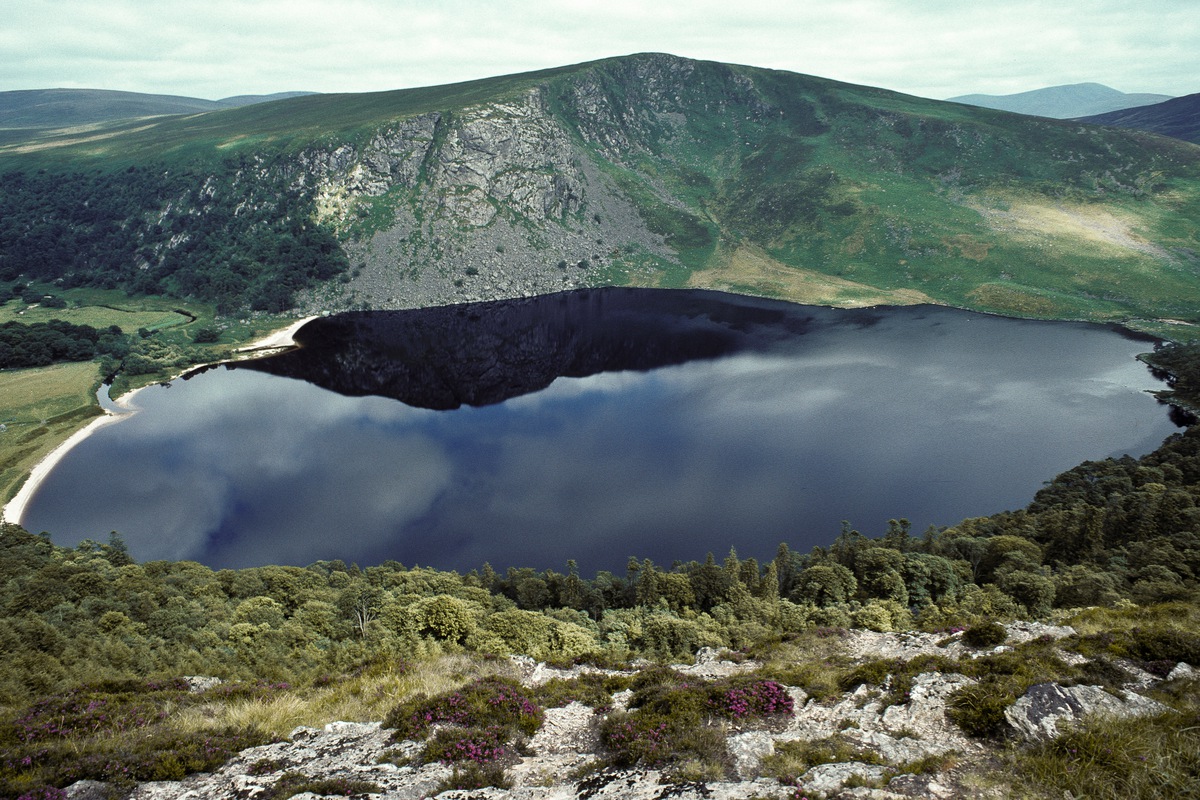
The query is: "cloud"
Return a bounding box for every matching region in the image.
[1,0,1194,99]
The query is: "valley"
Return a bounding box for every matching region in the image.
[2,53,1200,799]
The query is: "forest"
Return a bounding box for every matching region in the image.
[0,162,347,314]
[0,319,129,369]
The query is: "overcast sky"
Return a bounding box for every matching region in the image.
[3,0,1195,101]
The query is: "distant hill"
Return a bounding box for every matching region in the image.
[0,88,317,130]
[215,91,319,108]
[1080,93,1200,145]
[948,83,1173,119]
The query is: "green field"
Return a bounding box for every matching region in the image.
[0,296,189,332]
[0,360,104,505]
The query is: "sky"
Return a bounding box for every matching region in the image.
[2,0,1196,102]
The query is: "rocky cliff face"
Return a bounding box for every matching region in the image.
[243,55,816,315]
[279,83,674,314]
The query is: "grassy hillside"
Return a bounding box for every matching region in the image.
[0,89,226,130]
[1081,92,1200,145]
[0,89,322,133]
[1,54,1198,332]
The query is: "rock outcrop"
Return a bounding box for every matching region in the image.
[1004,682,1171,741]
[96,625,1190,800]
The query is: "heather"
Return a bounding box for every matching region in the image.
[0,679,276,796]
[598,669,793,777]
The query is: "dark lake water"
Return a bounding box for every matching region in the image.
[22,288,1180,573]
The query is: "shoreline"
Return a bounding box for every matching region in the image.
[0,316,317,529]
[235,316,318,353]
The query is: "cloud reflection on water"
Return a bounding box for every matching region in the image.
[21,301,1179,573]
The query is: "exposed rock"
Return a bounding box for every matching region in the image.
[509,654,630,687]
[798,761,890,795]
[528,701,601,755]
[671,646,760,680]
[728,731,776,780]
[182,675,222,693]
[883,773,961,799]
[284,85,674,315]
[1003,620,1077,644]
[63,780,113,799]
[1167,661,1198,681]
[126,720,444,800]
[126,631,1155,800]
[1114,658,1163,690]
[787,672,979,762]
[1004,682,1171,740]
[842,621,1075,664]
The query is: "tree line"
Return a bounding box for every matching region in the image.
[0,320,128,369]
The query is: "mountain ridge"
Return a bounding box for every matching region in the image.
[947,82,1174,119]
[1079,92,1200,145]
[1,52,1199,333]
[0,88,317,130]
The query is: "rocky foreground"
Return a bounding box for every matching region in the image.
[62,622,1193,800]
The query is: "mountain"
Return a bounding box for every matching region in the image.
[0,88,317,130]
[1079,92,1200,145]
[947,83,1173,119]
[1,53,1199,330]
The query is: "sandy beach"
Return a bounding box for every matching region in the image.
[1,387,144,526]
[235,316,318,353]
[1,316,317,528]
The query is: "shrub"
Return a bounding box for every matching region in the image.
[383,676,542,741]
[599,709,726,771]
[0,678,296,796]
[1012,702,1200,799]
[266,771,382,800]
[598,670,792,777]
[435,763,511,792]
[192,326,220,343]
[963,621,1008,648]
[945,682,1015,738]
[423,725,508,765]
[707,678,793,720]
[1128,625,1200,665]
[838,658,904,693]
[248,757,285,776]
[16,788,66,800]
[532,673,630,710]
[761,735,887,785]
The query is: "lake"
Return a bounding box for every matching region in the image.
[21,288,1180,573]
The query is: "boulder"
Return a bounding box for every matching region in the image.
[798,761,890,795]
[787,672,978,761]
[63,780,112,799]
[1005,683,1170,740]
[728,731,776,779]
[182,675,222,692]
[1167,661,1197,681]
